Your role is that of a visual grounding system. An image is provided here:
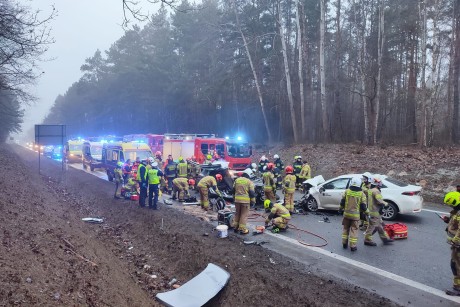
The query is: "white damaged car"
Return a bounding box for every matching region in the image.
[302,174,423,220]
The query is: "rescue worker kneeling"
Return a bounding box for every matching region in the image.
[264,200,291,233]
[197,174,222,211]
[171,177,190,202]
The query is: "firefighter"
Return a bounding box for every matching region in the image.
[164,157,177,194]
[273,154,284,189]
[359,172,372,230]
[172,177,190,202]
[205,154,213,164]
[114,162,124,199]
[155,151,167,193]
[264,200,291,233]
[443,191,460,296]
[339,176,367,251]
[136,159,149,207]
[177,157,188,178]
[197,174,222,211]
[258,155,269,172]
[263,163,276,204]
[187,156,200,179]
[122,159,132,184]
[283,166,296,214]
[132,156,141,173]
[232,172,256,234]
[364,176,393,246]
[293,156,303,188]
[147,161,163,210]
[123,175,139,196]
[298,160,311,184]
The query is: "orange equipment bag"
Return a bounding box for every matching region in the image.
[130,194,139,201]
[384,223,408,240]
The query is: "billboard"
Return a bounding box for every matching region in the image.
[35,125,66,146]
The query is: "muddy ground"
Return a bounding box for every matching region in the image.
[0,144,398,306]
[255,143,460,202]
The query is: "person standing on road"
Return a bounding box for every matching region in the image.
[442,191,460,296]
[298,160,312,188]
[164,157,177,194]
[273,154,284,189]
[264,200,291,233]
[147,162,163,210]
[293,156,303,188]
[177,157,188,178]
[136,159,148,207]
[258,155,269,173]
[122,159,132,184]
[232,172,256,234]
[339,176,367,252]
[359,172,372,230]
[197,174,222,211]
[363,176,393,246]
[263,163,276,204]
[283,166,296,214]
[114,162,124,199]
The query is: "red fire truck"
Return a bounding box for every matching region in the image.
[162,134,252,170]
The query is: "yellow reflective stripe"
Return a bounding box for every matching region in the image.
[235,196,250,202]
[281,213,291,219]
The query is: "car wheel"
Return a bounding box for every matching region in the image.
[306,197,318,212]
[381,202,398,221]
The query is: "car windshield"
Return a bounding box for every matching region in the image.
[226,142,251,158]
[69,145,82,152]
[385,177,408,187]
[91,146,102,156]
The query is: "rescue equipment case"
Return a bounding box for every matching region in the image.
[384,223,408,239]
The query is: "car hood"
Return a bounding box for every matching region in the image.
[302,175,325,187]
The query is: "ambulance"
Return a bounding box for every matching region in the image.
[123,134,163,154]
[64,139,84,163]
[102,141,153,182]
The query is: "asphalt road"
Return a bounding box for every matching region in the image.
[38,153,456,302]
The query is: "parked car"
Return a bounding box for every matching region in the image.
[301,174,423,220]
[82,141,103,171]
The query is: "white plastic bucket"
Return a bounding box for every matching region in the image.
[216,225,228,238]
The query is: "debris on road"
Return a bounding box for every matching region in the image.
[81,217,104,224]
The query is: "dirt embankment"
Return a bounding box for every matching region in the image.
[255,143,460,202]
[0,144,398,306]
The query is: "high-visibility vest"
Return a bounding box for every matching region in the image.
[284,174,296,193]
[343,189,366,220]
[233,177,255,204]
[263,171,275,190]
[148,168,160,184]
[137,164,147,181]
[177,162,188,178]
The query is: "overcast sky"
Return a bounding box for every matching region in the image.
[19,0,155,138]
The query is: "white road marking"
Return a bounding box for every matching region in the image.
[422,208,450,215]
[262,230,460,304]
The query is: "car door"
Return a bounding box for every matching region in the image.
[317,177,351,209]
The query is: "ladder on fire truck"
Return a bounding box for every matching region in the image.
[164,133,216,140]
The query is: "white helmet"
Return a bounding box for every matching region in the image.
[350,176,362,188]
[151,161,158,168]
[251,163,257,169]
[274,154,279,159]
[148,157,154,163]
[362,172,372,179]
[260,155,266,161]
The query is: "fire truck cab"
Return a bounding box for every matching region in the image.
[123,134,163,154]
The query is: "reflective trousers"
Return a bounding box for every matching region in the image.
[364,215,390,243]
[264,189,276,204]
[199,187,209,209]
[342,218,359,248]
[284,192,295,212]
[232,202,249,231]
[273,216,290,229]
[451,246,460,290]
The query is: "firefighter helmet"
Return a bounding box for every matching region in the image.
[260,155,267,161]
[273,154,279,159]
[264,199,272,210]
[215,174,223,181]
[444,191,460,207]
[285,166,294,174]
[188,179,195,186]
[117,161,123,167]
[206,154,212,160]
[350,176,362,187]
[266,163,275,171]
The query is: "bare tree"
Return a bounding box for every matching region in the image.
[296,0,306,140]
[319,0,329,141]
[0,0,55,103]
